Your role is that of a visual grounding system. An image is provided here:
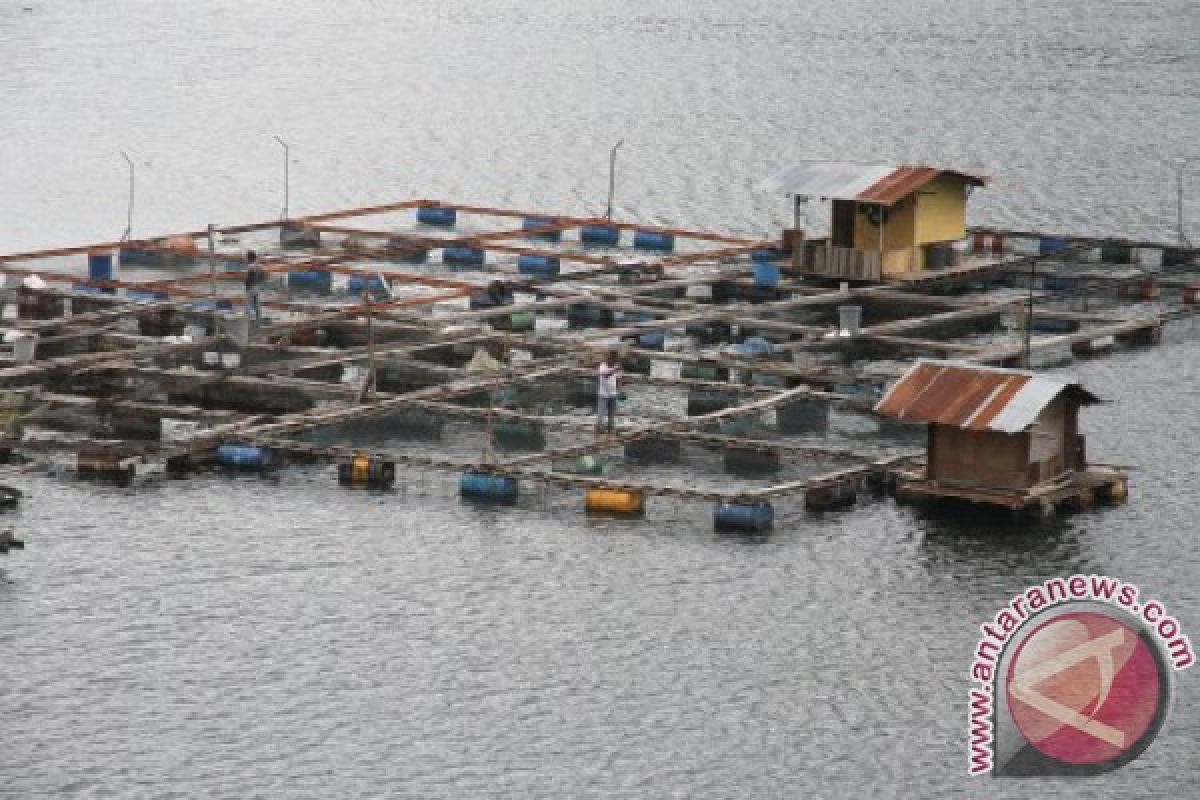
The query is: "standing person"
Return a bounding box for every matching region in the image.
[596,350,622,435]
[244,250,266,326]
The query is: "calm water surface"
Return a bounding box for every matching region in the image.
[2,2,1199,797]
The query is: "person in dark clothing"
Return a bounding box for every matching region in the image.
[244,250,266,325]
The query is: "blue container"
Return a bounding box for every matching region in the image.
[753,262,781,288]
[580,224,620,246]
[1039,237,1069,256]
[735,336,774,356]
[88,251,114,282]
[517,254,561,276]
[417,206,457,227]
[288,270,333,294]
[1044,274,1078,292]
[714,501,774,532]
[459,471,518,503]
[216,444,274,470]
[189,299,234,312]
[633,230,675,252]
[347,275,389,295]
[443,246,485,267]
[72,283,108,295]
[752,247,784,262]
[522,217,563,242]
[126,289,168,302]
[637,331,666,350]
[118,246,162,266]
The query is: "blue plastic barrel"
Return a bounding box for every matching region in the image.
[522,217,563,242]
[189,299,234,312]
[72,283,108,295]
[347,275,389,294]
[216,444,274,470]
[517,254,561,276]
[118,246,161,266]
[633,230,675,252]
[443,246,485,267]
[459,471,518,503]
[753,262,781,288]
[417,206,457,227]
[1039,237,1069,256]
[714,501,774,532]
[288,270,333,294]
[580,224,620,246]
[88,251,114,282]
[752,247,784,262]
[637,331,666,350]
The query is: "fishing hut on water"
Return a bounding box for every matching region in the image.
[762,161,990,282]
[877,360,1127,516]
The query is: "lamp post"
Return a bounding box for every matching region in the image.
[273,136,290,221]
[605,139,625,220]
[1176,157,1197,247]
[120,151,135,241]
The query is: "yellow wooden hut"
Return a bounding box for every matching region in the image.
[761,161,988,281]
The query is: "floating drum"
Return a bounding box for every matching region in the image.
[723,447,781,476]
[567,303,614,328]
[288,270,334,294]
[459,470,518,503]
[507,311,537,332]
[442,246,485,267]
[633,230,675,252]
[805,479,857,511]
[1039,237,1070,256]
[776,398,829,433]
[971,233,993,254]
[580,224,620,246]
[990,234,1006,255]
[688,389,736,416]
[714,501,774,532]
[216,444,275,470]
[347,275,389,295]
[1101,244,1134,264]
[337,453,396,489]
[492,420,546,451]
[417,206,456,227]
[624,437,681,464]
[517,254,561,277]
[637,331,665,350]
[87,249,115,283]
[753,247,784,262]
[585,488,645,515]
[753,262,781,288]
[522,217,563,241]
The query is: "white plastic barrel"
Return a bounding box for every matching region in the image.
[838,305,862,336]
[12,333,37,363]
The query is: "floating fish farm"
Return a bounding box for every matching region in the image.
[0,194,1195,534]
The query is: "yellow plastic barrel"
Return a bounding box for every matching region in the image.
[585,488,645,515]
[351,454,370,485]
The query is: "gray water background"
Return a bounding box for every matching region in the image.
[2,1,1199,797]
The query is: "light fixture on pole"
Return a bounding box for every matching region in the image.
[120,151,135,241]
[605,139,625,220]
[273,136,290,221]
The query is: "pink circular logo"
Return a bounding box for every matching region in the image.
[1006,611,1165,766]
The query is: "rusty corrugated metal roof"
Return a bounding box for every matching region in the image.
[874,360,1099,433]
[760,162,988,207]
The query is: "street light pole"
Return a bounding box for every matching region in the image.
[1177,158,1196,247]
[273,136,290,221]
[605,139,625,220]
[120,151,135,241]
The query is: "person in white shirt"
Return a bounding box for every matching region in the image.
[595,350,622,434]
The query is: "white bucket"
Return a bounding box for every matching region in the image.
[160,418,201,443]
[202,351,220,367]
[118,316,141,333]
[510,348,533,364]
[650,359,682,379]
[341,364,366,385]
[220,352,241,369]
[12,333,37,363]
[534,317,569,333]
[184,324,208,339]
[685,284,713,299]
[513,291,538,305]
[838,305,862,337]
